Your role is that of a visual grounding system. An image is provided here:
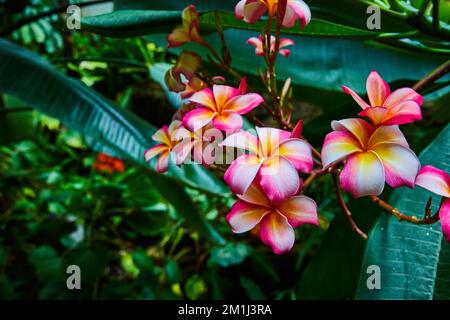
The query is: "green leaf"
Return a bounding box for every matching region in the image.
[0,39,227,244]
[240,276,267,300]
[356,124,450,299]
[29,246,63,282]
[297,197,381,299]
[83,9,386,39]
[209,242,251,267]
[185,275,208,300]
[152,173,226,245]
[81,10,182,38]
[0,38,228,196]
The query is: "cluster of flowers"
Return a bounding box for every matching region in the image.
[145,0,450,252]
[323,71,450,241]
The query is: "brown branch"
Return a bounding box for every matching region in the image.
[413,60,450,92]
[370,195,441,224]
[332,173,368,239]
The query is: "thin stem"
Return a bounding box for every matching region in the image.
[432,0,440,31]
[412,60,450,92]
[418,0,432,16]
[370,196,440,224]
[332,173,368,239]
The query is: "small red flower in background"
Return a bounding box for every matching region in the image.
[93,153,125,173]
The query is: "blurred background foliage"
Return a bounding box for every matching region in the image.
[0,0,449,299]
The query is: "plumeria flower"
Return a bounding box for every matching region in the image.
[165,52,206,99]
[321,118,420,198]
[342,71,423,126]
[144,120,193,173]
[173,123,222,166]
[415,165,450,242]
[221,127,313,201]
[183,82,264,132]
[167,5,203,48]
[247,35,294,57]
[235,0,311,29]
[227,177,318,254]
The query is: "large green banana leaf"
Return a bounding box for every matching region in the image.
[0,38,227,244]
[80,3,449,95]
[355,124,450,299]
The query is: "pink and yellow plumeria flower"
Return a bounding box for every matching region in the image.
[167,5,203,48]
[415,165,450,242]
[227,177,318,253]
[342,71,423,126]
[246,35,294,57]
[322,118,420,198]
[173,123,222,166]
[183,84,264,132]
[144,120,193,173]
[235,0,311,28]
[221,127,313,201]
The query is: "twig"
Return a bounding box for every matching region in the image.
[413,60,450,92]
[332,173,368,239]
[370,195,441,224]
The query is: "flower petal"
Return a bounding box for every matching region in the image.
[275,138,313,173]
[277,195,318,227]
[223,93,264,115]
[331,118,374,147]
[168,120,182,137]
[279,37,295,48]
[144,144,167,161]
[340,152,385,198]
[282,0,311,28]
[156,151,170,173]
[439,198,450,242]
[371,143,420,188]
[321,131,362,169]
[368,125,409,148]
[182,108,215,130]
[260,156,301,202]
[235,0,246,19]
[242,0,267,23]
[212,112,243,132]
[380,101,422,126]
[342,85,371,109]
[224,154,262,195]
[366,71,390,107]
[213,85,239,110]
[189,88,217,111]
[278,49,291,58]
[152,125,171,146]
[226,200,270,233]
[260,212,295,254]
[246,37,264,56]
[415,165,450,198]
[236,178,271,208]
[166,27,190,48]
[383,88,423,109]
[172,139,195,166]
[220,130,259,154]
[358,106,388,126]
[256,127,292,157]
[291,119,302,139]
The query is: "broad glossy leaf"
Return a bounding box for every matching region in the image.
[298,197,381,299]
[82,9,384,39]
[81,10,181,38]
[0,39,228,244]
[356,124,450,299]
